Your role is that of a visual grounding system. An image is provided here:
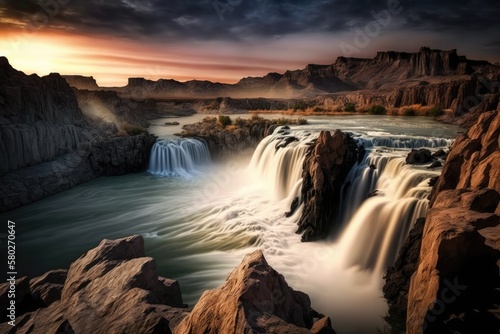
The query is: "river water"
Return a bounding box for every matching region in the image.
[1,115,463,333]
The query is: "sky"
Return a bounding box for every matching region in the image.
[0,0,499,86]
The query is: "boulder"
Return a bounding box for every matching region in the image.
[296,130,357,241]
[3,236,189,334]
[175,250,336,334]
[30,269,67,306]
[406,149,433,164]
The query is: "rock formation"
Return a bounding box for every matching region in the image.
[62,75,100,90]
[0,236,189,334]
[86,47,499,126]
[176,250,336,334]
[296,130,358,241]
[0,57,157,212]
[385,110,500,333]
[179,116,299,160]
[0,237,336,334]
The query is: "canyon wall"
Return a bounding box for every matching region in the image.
[0,58,157,212]
[385,109,500,333]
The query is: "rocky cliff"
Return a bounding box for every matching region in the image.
[0,57,157,212]
[62,75,100,90]
[0,236,336,334]
[98,47,499,124]
[296,130,358,241]
[384,110,500,333]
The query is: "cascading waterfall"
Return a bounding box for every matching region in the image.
[148,138,211,177]
[249,127,312,200]
[337,152,439,274]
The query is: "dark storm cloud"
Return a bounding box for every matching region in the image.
[0,0,499,41]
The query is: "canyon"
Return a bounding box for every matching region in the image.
[1,47,499,334]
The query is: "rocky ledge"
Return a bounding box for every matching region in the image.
[384,110,500,333]
[294,130,359,241]
[0,236,336,334]
[179,116,307,160]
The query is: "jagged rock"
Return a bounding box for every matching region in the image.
[296,130,357,241]
[286,197,300,217]
[386,110,500,334]
[383,218,426,333]
[310,316,337,334]
[175,250,336,334]
[406,149,433,164]
[30,269,67,307]
[0,236,189,334]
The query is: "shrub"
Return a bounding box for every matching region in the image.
[403,108,417,116]
[429,105,444,117]
[218,115,232,128]
[297,117,308,125]
[344,102,356,112]
[368,105,386,115]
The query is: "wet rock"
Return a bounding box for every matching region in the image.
[406,148,433,164]
[286,197,300,217]
[297,130,357,241]
[175,250,336,334]
[369,163,377,170]
[276,136,299,150]
[432,149,447,158]
[427,161,442,169]
[165,122,180,126]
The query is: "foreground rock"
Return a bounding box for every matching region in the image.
[296,130,357,241]
[0,236,188,334]
[385,110,500,333]
[176,250,336,334]
[0,237,334,334]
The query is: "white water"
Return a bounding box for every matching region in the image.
[4,115,463,334]
[148,138,211,177]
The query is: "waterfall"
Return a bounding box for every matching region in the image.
[249,127,312,200]
[337,153,439,274]
[148,138,211,177]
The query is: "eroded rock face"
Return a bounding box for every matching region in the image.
[0,58,158,212]
[0,236,189,334]
[399,110,500,334]
[175,250,336,334]
[296,130,357,241]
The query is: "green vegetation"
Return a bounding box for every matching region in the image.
[218,115,232,128]
[403,108,417,116]
[344,103,356,112]
[368,105,386,115]
[428,105,444,117]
